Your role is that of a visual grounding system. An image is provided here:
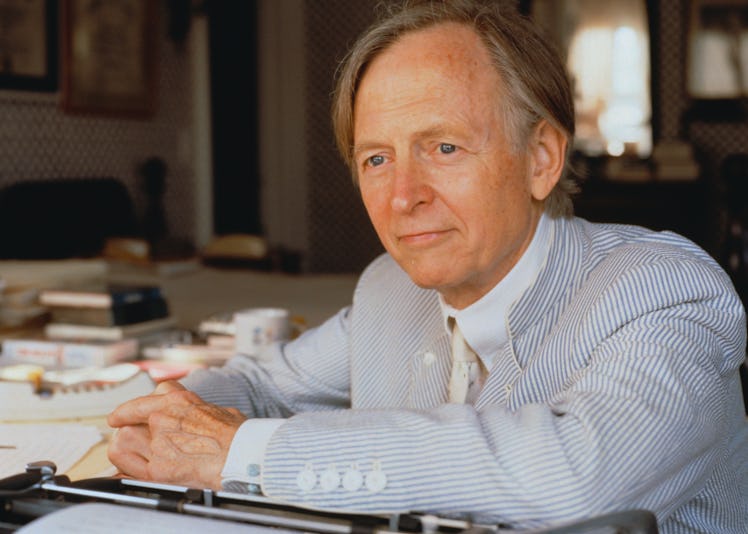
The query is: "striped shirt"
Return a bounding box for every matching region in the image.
[184,216,748,532]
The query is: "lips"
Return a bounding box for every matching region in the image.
[397,229,452,245]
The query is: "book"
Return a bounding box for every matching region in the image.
[44,316,177,342]
[1,338,138,368]
[49,296,169,326]
[198,311,236,336]
[0,305,49,329]
[0,260,108,330]
[38,284,164,309]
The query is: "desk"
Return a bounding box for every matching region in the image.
[108,265,360,330]
[2,263,360,481]
[64,417,115,480]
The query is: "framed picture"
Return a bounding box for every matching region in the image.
[687,0,748,99]
[61,0,158,117]
[0,0,58,92]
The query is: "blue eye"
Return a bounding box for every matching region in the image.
[439,143,457,154]
[367,155,385,167]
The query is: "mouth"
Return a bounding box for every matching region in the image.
[397,229,452,246]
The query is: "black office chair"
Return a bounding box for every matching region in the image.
[0,177,139,259]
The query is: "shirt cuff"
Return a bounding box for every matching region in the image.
[221,418,285,494]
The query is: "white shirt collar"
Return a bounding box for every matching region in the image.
[439,212,553,368]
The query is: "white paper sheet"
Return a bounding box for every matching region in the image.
[0,423,101,479]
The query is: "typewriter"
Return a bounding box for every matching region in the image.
[0,461,658,533]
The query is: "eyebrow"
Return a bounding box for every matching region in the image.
[352,142,384,160]
[353,124,458,159]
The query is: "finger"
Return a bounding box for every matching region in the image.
[109,450,150,480]
[107,428,151,481]
[108,425,152,463]
[108,395,167,427]
[147,411,183,433]
[109,389,200,427]
[154,380,186,395]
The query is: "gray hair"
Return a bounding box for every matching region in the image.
[332,0,577,217]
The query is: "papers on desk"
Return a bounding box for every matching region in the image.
[0,423,101,480]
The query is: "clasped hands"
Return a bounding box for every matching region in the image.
[107,381,247,489]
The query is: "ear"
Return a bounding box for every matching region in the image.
[527,120,567,202]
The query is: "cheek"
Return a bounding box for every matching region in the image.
[360,184,387,229]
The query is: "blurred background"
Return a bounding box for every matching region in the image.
[0,0,746,282]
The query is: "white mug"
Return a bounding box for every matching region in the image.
[233,307,291,360]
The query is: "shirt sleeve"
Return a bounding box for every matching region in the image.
[181,306,353,418]
[258,254,748,530]
[221,418,285,493]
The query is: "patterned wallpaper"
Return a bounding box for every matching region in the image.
[0,4,196,244]
[303,0,384,273]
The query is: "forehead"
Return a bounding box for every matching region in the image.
[363,22,494,87]
[354,22,501,119]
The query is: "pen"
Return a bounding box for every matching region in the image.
[0,445,17,449]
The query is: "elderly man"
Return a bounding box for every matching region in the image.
[108,1,748,531]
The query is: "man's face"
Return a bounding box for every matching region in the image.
[353,23,550,309]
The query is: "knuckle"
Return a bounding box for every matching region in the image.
[147,411,163,428]
[116,425,139,441]
[167,389,201,405]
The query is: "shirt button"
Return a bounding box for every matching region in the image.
[342,467,363,491]
[505,384,512,395]
[319,467,340,492]
[365,470,387,492]
[422,352,436,367]
[296,465,317,492]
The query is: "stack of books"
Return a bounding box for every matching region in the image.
[1,283,177,370]
[1,337,139,369]
[0,259,108,333]
[39,284,176,342]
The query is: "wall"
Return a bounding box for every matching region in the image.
[258,0,383,273]
[0,3,209,248]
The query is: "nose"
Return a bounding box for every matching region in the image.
[390,157,433,213]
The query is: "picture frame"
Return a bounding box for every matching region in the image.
[686,0,748,100]
[0,0,58,92]
[61,0,158,118]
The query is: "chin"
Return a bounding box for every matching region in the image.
[401,266,455,292]
[390,250,463,290]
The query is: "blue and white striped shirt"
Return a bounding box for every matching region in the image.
[184,216,748,533]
